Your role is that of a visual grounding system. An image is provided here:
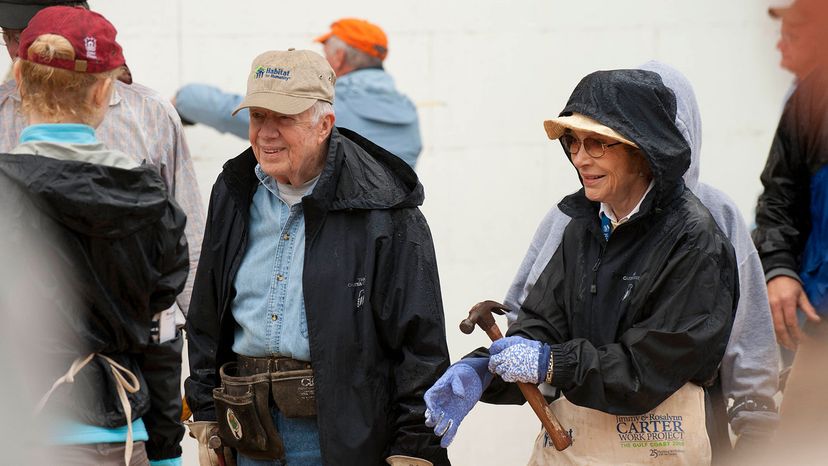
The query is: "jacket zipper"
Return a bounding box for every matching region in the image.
[590,246,605,294]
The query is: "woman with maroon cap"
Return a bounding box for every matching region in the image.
[0,6,188,466]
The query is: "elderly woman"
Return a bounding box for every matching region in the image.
[0,6,187,466]
[502,62,780,460]
[425,69,738,464]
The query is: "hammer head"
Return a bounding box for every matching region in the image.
[459,300,510,336]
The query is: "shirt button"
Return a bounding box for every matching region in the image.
[282,233,290,240]
[271,314,278,321]
[276,274,285,281]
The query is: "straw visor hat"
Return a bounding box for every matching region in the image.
[543,113,638,148]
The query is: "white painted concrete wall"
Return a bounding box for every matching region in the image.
[1,1,791,464]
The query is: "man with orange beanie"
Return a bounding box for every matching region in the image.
[174,18,423,168]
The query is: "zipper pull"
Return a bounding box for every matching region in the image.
[590,257,602,294]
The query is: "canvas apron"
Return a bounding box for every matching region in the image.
[528,383,710,466]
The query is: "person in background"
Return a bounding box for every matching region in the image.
[174,17,423,168]
[0,6,188,465]
[765,0,824,380]
[0,0,204,321]
[185,49,448,466]
[0,4,205,461]
[753,0,828,458]
[769,0,821,103]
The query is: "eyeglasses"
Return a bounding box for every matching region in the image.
[0,29,21,47]
[560,133,623,158]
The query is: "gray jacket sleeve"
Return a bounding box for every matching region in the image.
[175,84,249,139]
[503,207,571,321]
[697,184,779,435]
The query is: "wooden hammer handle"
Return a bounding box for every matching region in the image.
[517,382,572,451]
[482,321,572,450]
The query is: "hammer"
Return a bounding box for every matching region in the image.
[460,300,572,451]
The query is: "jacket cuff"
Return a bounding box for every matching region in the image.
[765,267,801,284]
[550,344,577,387]
[537,344,552,383]
[459,357,494,388]
[149,458,182,466]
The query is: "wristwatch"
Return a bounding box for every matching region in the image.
[727,396,777,419]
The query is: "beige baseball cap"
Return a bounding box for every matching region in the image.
[233,49,336,116]
[543,112,638,148]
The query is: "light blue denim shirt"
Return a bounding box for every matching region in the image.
[231,165,316,361]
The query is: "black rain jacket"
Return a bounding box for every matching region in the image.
[480,70,738,417]
[0,153,188,460]
[753,67,828,314]
[185,127,450,465]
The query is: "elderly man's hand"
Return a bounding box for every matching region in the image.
[767,275,821,349]
[423,358,491,448]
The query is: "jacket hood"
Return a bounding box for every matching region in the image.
[559,69,691,197]
[312,126,424,211]
[336,68,418,125]
[0,154,169,238]
[638,61,702,190]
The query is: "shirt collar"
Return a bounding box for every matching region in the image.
[19,123,98,145]
[254,164,319,206]
[598,180,655,226]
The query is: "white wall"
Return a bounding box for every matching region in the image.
[1,1,791,464]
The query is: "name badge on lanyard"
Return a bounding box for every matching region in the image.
[600,213,613,241]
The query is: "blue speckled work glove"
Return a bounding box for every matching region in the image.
[424,358,493,448]
[488,336,552,384]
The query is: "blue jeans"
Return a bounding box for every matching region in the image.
[237,408,322,466]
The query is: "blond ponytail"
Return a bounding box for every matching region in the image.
[17,34,116,125]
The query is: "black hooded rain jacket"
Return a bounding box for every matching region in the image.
[481,70,739,418]
[0,152,188,461]
[185,127,450,465]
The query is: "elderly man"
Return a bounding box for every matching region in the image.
[174,18,422,168]
[184,49,449,466]
[770,2,821,87]
[754,1,828,457]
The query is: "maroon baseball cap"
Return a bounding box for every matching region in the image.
[17,5,124,73]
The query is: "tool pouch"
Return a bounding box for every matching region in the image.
[270,368,317,418]
[213,362,285,461]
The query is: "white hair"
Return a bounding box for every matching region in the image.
[308,100,334,126]
[326,35,383,69]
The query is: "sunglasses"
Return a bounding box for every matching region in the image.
[560,133,623,159]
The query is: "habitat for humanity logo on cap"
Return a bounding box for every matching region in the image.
[254,65,291,80]
[233,49,335,116]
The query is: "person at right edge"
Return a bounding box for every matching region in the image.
[752,0,828,458]
[424,68,738,465]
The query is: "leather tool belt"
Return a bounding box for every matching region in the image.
[238,355,316,419]
[212,356,316,461]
